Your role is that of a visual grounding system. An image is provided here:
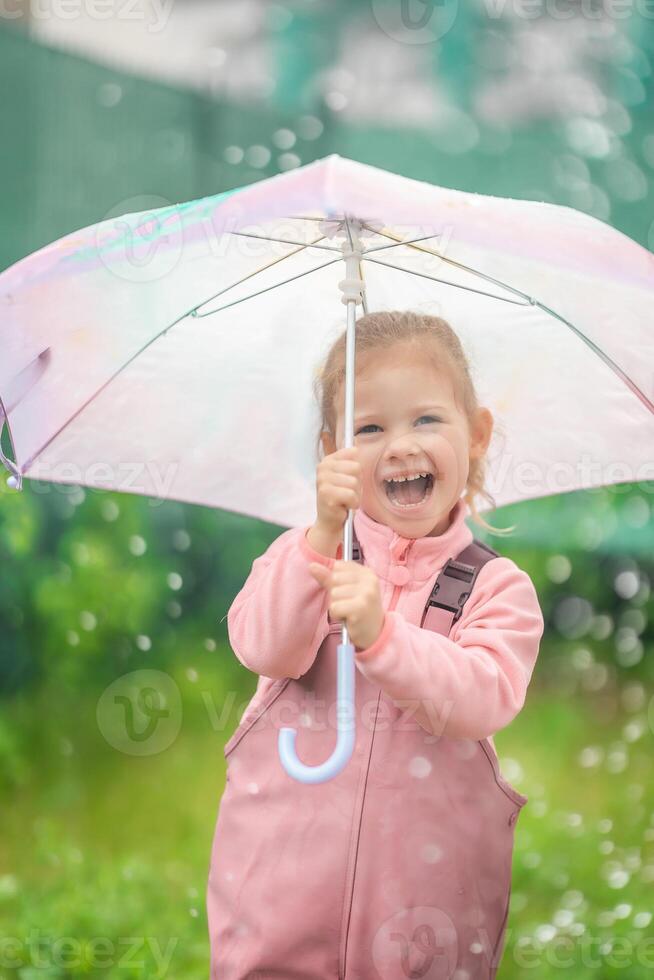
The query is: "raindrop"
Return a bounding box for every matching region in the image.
[278,153,301,171]
[621,682,645,712]
[247,782,259,795]
[421,842,443,864]
[589,614,613,640]
[572,647,593,670]
[606,868,630,888]
[614,568,640,600]
[604,157,648,202]
[408,756,432,778]
[614,630,643,667]
[136,635,151,651]
[80,611,97,631]
[223,146,244,165]
[578,746,603,768]
[553,908,574,928]
[66,631,80,646]
[546,554,572,583]
[580,663,609,692]
[620,609,646,634]
[173,529,191,551]
[601,98,632,137]
[101,500,120,521]
[204,638,216,651]
[324,91,348,112]
[623,719,646,742]
[97,83,122,108]
[272,128,296,150]
[245,145,271,168]
[561,889,584,908]
[296,115,324,140]
[554,595,593,638]
[564,117,612,159]
[606,744,628,773]
[129,535,147,556]
[69,487,86,507]
[186,668,198,683]
[167,572,183,591]
[535,923,556,943]
[622,494,650,528]
[634,911,652,928]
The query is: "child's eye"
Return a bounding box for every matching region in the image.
[355,416,441,435]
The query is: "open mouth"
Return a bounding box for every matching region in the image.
[383,473,434,510]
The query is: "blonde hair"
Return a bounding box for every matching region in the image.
[312,310,516,538]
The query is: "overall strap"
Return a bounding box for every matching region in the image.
[420,539,499,635]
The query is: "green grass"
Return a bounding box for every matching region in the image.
[1,669,653,978]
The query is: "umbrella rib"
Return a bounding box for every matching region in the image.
[361,225,653,416]
[364,252,654,419]
[362,255,532,306]
[188,232,331,313]
[229,231,340,251]
[192,257,341,318]
[362,234,447,255]
[360,222,535,304]
[18,241,339,476]
[531,301,654,417]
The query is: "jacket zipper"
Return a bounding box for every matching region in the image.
[340,539,413,977]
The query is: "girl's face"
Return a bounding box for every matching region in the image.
[321,348,493,538]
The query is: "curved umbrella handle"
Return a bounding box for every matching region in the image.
[278,639,355,783]
[278,218,365,783]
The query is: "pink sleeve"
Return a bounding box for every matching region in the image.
[226,526,343,680]
[354,557,545,741]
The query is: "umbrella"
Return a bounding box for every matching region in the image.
[1,153,652,782]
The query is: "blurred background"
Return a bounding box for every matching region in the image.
[0,1,653,977]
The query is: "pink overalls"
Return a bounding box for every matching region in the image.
[207,498,544,979]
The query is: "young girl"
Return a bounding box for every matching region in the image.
[206,310,545,980]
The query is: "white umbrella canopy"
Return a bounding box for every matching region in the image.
[1,153,652,530]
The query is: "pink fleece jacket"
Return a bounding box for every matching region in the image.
[226,497,545,743]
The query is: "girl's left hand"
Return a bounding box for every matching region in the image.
[308,560,385,652]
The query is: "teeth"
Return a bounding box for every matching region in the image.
[386,472,430,483]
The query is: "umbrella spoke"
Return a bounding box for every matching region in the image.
[21,253,340,474]
[362,234,447,255]
[362,255,533,307]
[229,231,340,251]
[188,233,331,314]
[361,222,536,304]
[192,257,341,318]
[533,302,654,417]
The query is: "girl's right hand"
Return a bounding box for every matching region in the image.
[315,446,363,537]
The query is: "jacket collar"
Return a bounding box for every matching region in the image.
[351,496,475,584]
